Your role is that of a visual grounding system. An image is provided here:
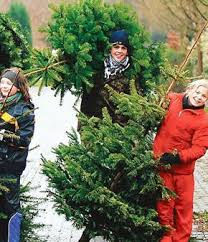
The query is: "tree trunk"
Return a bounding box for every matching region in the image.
[78,228,91,242]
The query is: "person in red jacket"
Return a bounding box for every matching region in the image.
[153,79,208,242]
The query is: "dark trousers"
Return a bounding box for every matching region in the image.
[0,174,20,242]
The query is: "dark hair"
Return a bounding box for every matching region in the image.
[1,67,31,102]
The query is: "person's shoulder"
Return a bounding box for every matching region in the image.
[168,92,183,98]
[14,100,34,116]
[167,92,184,103]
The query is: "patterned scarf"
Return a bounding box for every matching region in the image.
[0,92,22,110]
[104,55,130,80]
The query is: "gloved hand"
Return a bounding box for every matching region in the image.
[160,152,180,165]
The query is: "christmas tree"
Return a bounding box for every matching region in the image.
[29,0,166,101]
[43,81,169,241]
[38,1,170,241]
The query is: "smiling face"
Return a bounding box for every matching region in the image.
[110,44,128,62]
[187,85,208,107]
[0,77,19,97]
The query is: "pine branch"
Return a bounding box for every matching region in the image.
[24,60,67,77]
[2,131,20,140]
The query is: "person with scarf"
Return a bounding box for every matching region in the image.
[153,79,208,242]
[80,29,141,124]
[0,67,35,242]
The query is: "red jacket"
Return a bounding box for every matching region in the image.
[153,92,208,174]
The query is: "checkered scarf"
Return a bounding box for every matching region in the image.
[104,55,130,80]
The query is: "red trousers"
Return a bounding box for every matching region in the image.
[157,172,194,242]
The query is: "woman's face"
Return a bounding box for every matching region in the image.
[187,85,208,107]
[111,44,128,62]
[0,77,19,97]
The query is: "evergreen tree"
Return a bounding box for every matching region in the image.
[20,184,46,242]
[0,180,45,241]
[8,2,32,46]
[36,1,170,241]
[29,0,166,101]
[42,81,170,242]
[0,13,31,72]
[0,12,38,241]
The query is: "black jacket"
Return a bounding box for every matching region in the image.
[80,71,141,124]
[0,100,35,175]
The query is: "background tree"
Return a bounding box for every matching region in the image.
[7,1,32,46]
[133,0,208,76]
[0,13,31,71]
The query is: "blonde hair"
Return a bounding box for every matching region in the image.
[185,79,208,94]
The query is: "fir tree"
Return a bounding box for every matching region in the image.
[8,1,32,46]
[36,1,169,241]
[42,81,170,242]
[0,180,45,241]
[29,0,166,101]
[20,184,46,242]
[0,12,38,241]
[0,13,31,71]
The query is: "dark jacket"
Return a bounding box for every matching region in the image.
[80,71,141,123]
[0,100,35,175]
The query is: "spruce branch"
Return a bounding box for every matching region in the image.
[187,75,204,80]
[1,131,20,140]
[24,60,67,77]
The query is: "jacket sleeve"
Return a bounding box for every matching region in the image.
[5,106,35,148]
[179,126,208,163]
